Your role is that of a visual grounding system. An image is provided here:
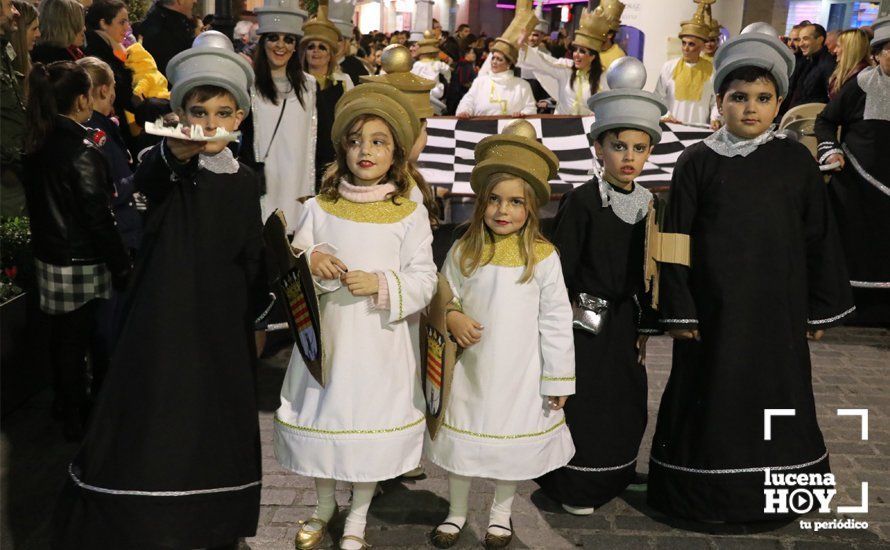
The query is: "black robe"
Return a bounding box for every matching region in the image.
[536,180,659,508]
[52,144,264,549]
[314,79,347,192]
[647,138,854,522]
[815,72,890,325]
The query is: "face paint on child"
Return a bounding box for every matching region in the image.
[181,93,245,155]
[345,117,395,186]
[483,177,529,236]
[593,129,654,188]
[718,78,781,140]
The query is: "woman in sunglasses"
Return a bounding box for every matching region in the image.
[300,3,354,192]
[239,2,316,235]
[517,17,605,115]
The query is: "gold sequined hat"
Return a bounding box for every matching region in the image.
[573,0,624,52]
[471,120,559,207]
[416,29,441,57]
[709,18,722,40]
[491,0,539,64]
[679,0,715,41]
[301,0,342,51]
[360,45,436,119]
[332,83,421,156]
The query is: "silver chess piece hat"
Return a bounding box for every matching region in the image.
[714,22,795,97]
[587,56,668,144]
[256,0,309,36]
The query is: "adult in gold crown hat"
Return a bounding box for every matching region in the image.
[471,120,559,207]
[595,0,628,71]
[702,17,723,61]
[304,0,355,191]
[517,1,607,115]
[654,0,717,125]
[411,30,452,115]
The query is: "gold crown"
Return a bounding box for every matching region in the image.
[573,2,622,53]
[301,0,342,49]
[680,0,716,41]
[491,0,539,63]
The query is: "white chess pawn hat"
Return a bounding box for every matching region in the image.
[328,0,357,38]
[587,56,669,144]
[167,31,255,114]
[256,0,309,36]
[713,23,795,97]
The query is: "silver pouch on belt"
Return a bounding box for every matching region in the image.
[572,293,610,335]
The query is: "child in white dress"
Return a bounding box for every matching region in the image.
[427,120,576,549]
[274,84,438,550]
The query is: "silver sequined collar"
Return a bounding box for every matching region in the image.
[858,66,890,122]
[198,147,239,174]
[596,173,652,225]
[703,125,786,158]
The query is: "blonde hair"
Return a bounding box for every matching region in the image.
[300,40,339,78]
[455,172,549,284]
[38,0,85,48]
[830,29,871,95]
[319,114,414,203]
[76,56,113,91]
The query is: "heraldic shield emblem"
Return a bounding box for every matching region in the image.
[263,210,327,387]
[420,273,459,439]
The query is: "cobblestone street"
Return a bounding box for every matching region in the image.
[2,328,888,549]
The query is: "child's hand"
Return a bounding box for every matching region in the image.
[166,133,206,162]
[310,251,347,280]
[446,310,483,348]
[546,396,568,410]
[669,328,700,341]
[341,270,378,296]
[807,329,825,341]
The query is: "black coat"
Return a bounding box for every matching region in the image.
[30,43,81,64]
[340,55,369,87]
[137,5,195,77]
[23,116,130,277]
[784,46,836,114]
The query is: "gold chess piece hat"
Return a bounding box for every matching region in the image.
[680,0,716,41]
[360,44,436,119]
[416,29,441,57]
[573,0,625,53]
[301,0,342,51]
[491,0,539,64]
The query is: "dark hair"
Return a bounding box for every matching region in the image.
[803,23,827,41]
[457,24,470,33]
[253,34,307,107]
[26,61,92,152]
[569,48,603,97]
[595,127,653,146]
[716,66,779,97]
[181,84,238,109]
[84,0,126,31]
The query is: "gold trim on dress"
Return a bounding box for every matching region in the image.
[541,376,576,382]
[316,195,418,224]
[275,415,425,435]
[442,417,566,440]
[389,269,404,320]
[483,233,555,268]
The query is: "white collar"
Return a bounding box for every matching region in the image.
[703,125,787,158]
[198,147,239,174]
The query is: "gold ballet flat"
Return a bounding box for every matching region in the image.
[295,515,332,550]
[482,520,513,549]
[430,521,464,548]
[339,534,372,549]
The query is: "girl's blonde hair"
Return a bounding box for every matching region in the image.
[76,56,114,92]
[455,172,549,284]
[830,29,871,95]
[319,114,414,203]
[38,0,85,48]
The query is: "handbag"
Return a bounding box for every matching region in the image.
[255,98,287,196]
[571,293,610,335]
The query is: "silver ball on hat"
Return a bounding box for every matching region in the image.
[192,30,236,51]
[605,56,647,91]
[741,22,779,37]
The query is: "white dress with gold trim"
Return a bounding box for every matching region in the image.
[273,193,437,482]
[425,234,576,480]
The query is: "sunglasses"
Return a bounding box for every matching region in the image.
[306,42,329,52]
[265,33,297,45]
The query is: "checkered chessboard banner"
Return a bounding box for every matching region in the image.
[417,117,713,195]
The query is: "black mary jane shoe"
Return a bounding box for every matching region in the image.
[482,520,513,549]
[430,521,464,549]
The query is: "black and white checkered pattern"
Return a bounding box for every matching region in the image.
[35,259,112,314]
[417,117,713,195]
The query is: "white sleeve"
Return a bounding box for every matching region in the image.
[456,78,480,115]
[380,206,438,324]
[654,62,670,102]
[439,61,452,83]
[536,252,576,397]
[290,200,342,294]
[441,242,466,305]
[517,79,537,115]
[518,46,571,88]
